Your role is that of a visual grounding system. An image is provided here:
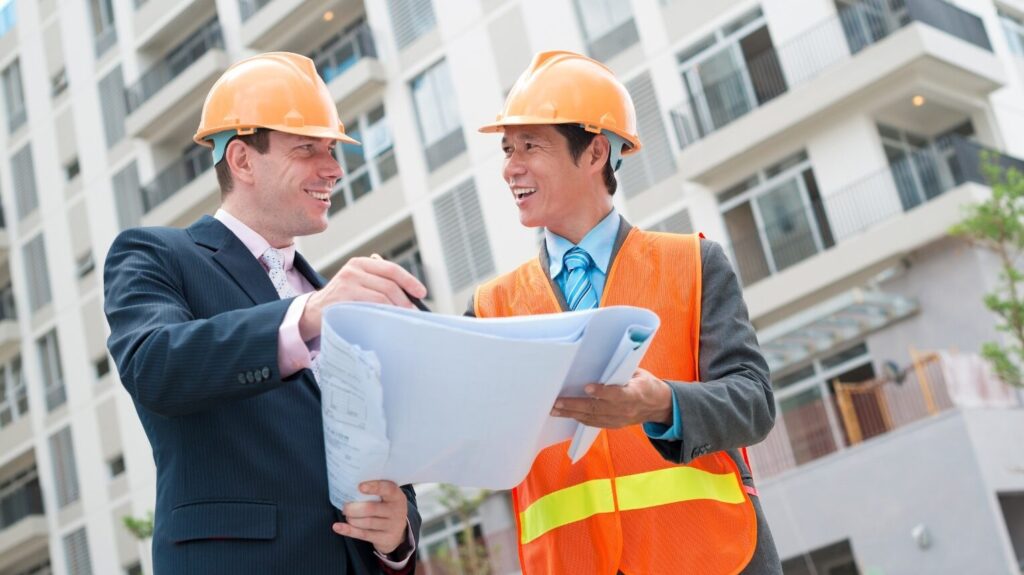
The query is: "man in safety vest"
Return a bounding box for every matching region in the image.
[469,51,783,574]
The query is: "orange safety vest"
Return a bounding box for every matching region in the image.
[475,229,758,575]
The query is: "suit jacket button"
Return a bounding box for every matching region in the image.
[262,367,270,379]
[246,371,255,383]
[237,374,246,384]
[253,371,262,382]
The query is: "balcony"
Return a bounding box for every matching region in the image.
[750,350,1020,480]
[727,139,1024,322]
[239,0,340,50]
[0,468,47,573]
[134,0,216,52]
[124,19,228,142]
[140,146,218,228]
[311,19,386,110]
[671,0,1002,183]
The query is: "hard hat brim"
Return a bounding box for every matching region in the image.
[194,124,360,148]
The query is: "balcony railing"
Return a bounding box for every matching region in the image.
[749,351,1022,480]
[94,25,117,57]
[310,19,377,85]
[141,145,214,213]
[238,0,273,22]
[671,0,992,150]
[125,19,224,113]
[725,138,1024,287]
[0,470,44,530]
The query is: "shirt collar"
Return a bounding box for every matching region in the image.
[214,208,296,271]
[546,209,620,279]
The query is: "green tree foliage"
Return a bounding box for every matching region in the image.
[951,153,1024,387]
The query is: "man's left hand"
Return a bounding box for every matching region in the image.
[333,480,408,556]
[551,368,673,428]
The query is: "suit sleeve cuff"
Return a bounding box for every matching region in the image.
[374,520,417,570]
[277,293,314,378]
[643,390,683,440]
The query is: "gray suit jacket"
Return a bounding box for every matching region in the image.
[468,218,782,574]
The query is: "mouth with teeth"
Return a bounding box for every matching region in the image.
[305,189,331,204]
[513,188,537,203]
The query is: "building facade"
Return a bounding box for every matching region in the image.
[0,0,1023,573]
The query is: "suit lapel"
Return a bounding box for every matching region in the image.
[293,252,326,290]
[188,215,280,305]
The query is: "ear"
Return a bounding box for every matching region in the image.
[585,135,611,176]
[225,139,256,186]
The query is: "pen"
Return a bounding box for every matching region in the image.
[369,254,431,312]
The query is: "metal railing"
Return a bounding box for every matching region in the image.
[724,138,1024,287]
[671,0,992,150]
[587,17,639,63]
[749,351,1022,480]
[310,19,377,84]
[0,469,44,530]
[141,146,214,214]
[125,19,224,113]
[425,129,467,172]
[238,0,273,22]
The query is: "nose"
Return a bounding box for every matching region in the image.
[503,151,526,184]
[321,148,344,181]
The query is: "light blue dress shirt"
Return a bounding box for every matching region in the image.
[545,209,684,441]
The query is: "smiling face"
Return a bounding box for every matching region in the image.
[224,130,343,247]
[501,124,613,243]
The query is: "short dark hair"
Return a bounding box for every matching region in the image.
[552,124,618,196]
[215,129,272,194]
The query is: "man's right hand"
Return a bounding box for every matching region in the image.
[298,257,427,341]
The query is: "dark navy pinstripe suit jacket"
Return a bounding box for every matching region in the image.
[104,215,420,574]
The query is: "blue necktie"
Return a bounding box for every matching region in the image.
[563,247,599,311]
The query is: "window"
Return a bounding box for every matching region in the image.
[433,179,495,291]
[50,426,80,507]
[836,0,908,55]
[76,252,95,279]
[311,18,377,84]
[878,121,974,212]
[388,0,437,49]
[719,151,833,286]
[23,234,52,312]
[0,356,27,428]
[617,71,676,197]
[63,526,93,575]
[781,539,860,575]
[98,66,126,147]
[94,355,110,379]
[0,281,16,320]
[107,454,126,479]
[65,156,81,181]
[11,144,38,219]
[88,0,116,56]
[1001,8,1024,56]
[773,343,872,466]
[384,237,428,290]
[417,509,490,574]
[52,67,69,98]
[112,161,142,230]
[676,8,786,137]
[648,208,693,235]
[0,466,44,530]
[330,104,398,215]
[574,0,638,61]
[38,329,66,411]
[411,60,466,171]
[2,59,26,133]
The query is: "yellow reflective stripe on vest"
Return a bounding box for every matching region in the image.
[519,479,615,544]
[519,467,744,544]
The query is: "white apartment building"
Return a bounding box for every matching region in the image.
[0,0,1023,573]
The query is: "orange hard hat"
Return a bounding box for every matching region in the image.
[479,50,641,155]
[194,52,358,152]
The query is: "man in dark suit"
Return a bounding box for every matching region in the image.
[104,52,424,574]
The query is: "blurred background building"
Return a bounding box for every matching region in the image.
[0,0,1022,573]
